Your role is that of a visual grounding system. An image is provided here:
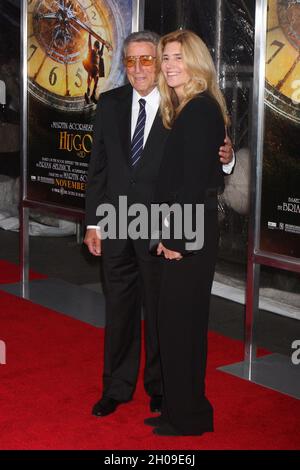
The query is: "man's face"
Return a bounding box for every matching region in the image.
[125,41,157,96]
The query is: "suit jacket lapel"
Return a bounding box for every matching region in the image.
[116,86,132,165]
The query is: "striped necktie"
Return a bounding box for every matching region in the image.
[131,98,146,167]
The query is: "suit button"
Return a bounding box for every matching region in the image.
[130,179,136,185]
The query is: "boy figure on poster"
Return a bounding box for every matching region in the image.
[83,33,106,104]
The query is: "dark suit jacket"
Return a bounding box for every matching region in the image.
[154,92,225,254]
[85,84,169,252]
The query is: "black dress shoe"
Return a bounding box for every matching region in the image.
[150,394,162,413]
[144,416,165,427]
[92,397,122,417]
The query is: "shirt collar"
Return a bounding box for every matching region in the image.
[132,86,160,109]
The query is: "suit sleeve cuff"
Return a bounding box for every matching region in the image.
[86,225,100,230]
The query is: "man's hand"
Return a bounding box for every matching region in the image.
[219,135,233,164]
[157,242,183,261]
[84,228,101,256]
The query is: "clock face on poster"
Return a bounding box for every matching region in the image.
[265,0,300,124]
[27,0,122,112]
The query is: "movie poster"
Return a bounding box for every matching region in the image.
[26,0,133,210]
[260,0,300,258]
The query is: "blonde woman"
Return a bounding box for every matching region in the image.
[147,30,230,436]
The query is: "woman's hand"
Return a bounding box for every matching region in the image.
[219,135,233,164]
[157,242,183,261]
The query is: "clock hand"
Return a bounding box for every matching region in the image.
[69,16,113,51]
[69,21,80,35]
[34,13,58,20]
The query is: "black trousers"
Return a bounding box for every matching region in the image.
[158,211,219,435]
[101,238,162,402]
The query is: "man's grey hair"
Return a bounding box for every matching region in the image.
[123,30,160,57]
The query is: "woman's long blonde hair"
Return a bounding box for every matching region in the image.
[157,29,229,129]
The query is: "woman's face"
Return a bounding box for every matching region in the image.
[161,41,191,99]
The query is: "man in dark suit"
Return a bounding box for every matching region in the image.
[84,31,234,418]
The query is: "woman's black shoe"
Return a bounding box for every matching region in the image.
[92,397,122,417]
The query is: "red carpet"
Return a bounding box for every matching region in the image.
[0,260,47,284]
[0,289,299,450]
